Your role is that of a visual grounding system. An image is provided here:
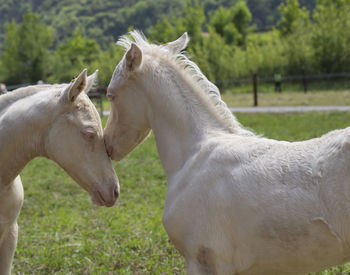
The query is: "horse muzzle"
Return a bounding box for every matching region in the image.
[91,180,119,207]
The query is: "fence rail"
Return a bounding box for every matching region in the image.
[7,83,28,91]
[216,72,350,85]
[215,72,350,106]
[3,72,350,108]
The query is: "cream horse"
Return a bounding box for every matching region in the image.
[0,69,119,275]
[104,31,350,275]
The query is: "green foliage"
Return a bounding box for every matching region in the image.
[281,18,314,74]
[148,16,179,43]
[1,0,316,50]
[209,7,240,45]
[209,1,252,46]
[148,0,205,45]
[49,30,100,82]
[194,30,235,84]
[1,0,350,87]
[0,0,189,50]
[246,0,315,30]
[311,0,350,73]
[0,12,53,84]
[276,0,350,75]
[91,43,124,86]
[225,0,350,79]
[277,0,309,36]
[148,0,255,88]
[180,1,206,45]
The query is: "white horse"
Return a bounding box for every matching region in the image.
[0,69,119,275]
[104,31,350,275]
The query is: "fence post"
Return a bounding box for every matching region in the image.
[253,74,258,107]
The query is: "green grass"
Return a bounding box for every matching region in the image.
[14,113,350,274]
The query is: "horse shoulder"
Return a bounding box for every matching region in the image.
[162,138,259,252]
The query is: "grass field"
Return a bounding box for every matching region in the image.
[14,112,350,274]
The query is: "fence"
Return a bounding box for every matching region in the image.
[88,87,106,116]
[216,72,350,106]
[6,83,28,91]
[4,72,350,108]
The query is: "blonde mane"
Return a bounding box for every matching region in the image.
[117,31,255,136]
[0,84,67,114]
[0,69,98,115]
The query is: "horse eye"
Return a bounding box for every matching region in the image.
[81,129,96,142]
[107,93,117,102]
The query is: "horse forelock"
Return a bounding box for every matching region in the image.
[117,30,255,136]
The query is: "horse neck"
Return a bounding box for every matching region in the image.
[141,58,230,177]
[0,89,59,185]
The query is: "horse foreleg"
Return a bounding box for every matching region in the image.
[0,176,24,275]
[186,255,237,275]
[0,222,19,275]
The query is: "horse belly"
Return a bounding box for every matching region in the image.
[164,148,349,274]
[237,214,345,274]
[165,183,347,275]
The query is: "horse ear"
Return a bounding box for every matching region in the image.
[125,43,142,71]
[64,69,87,102]
[84,70,98,93]
[164,32,189,54]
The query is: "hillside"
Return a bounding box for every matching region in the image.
[0,0,316,49]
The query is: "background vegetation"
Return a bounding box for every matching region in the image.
[2,0,349,90]
[0,0,315,48]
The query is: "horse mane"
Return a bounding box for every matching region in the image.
[0,84,66,113]
[0,69,98,114]
[117,31,255,136]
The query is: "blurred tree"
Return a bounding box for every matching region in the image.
[148,16,178,43]
[209,7,239,45]
[50,30,100,82]
[199,30,235,86]
[180,0,205,45]
[209,1,252,46]
[277,0,309,36]
[0,0,318,50]
[0,12,53,84]
[246,0,315,30]
[311,0,350,73]
[282,18,313,74]
[148,0,205,46]
[91,42,124,86]
[276,0,313,74]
